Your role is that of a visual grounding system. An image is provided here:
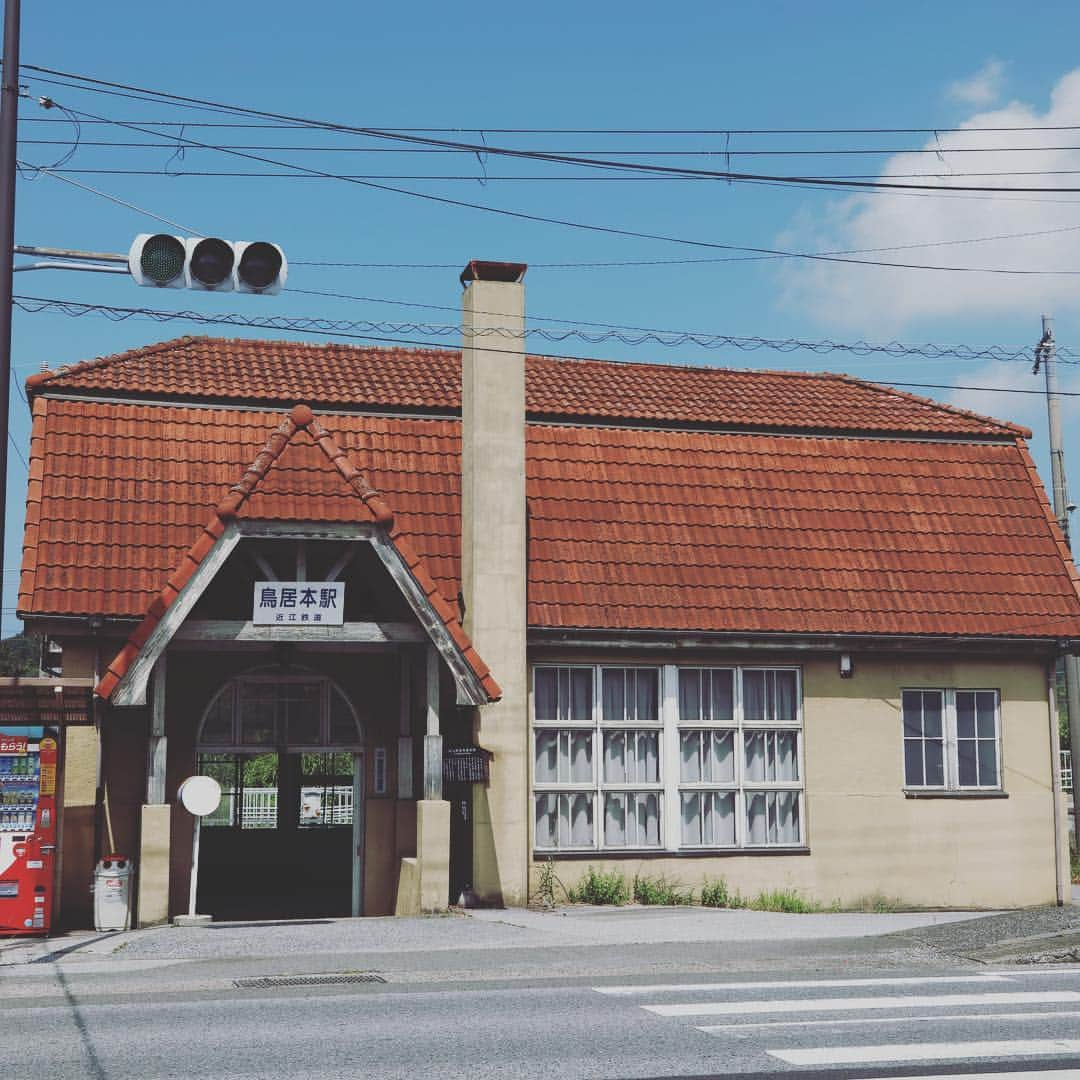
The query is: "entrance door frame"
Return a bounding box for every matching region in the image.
[352,751,364,917]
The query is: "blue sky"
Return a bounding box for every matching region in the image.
[5,0,1080,636]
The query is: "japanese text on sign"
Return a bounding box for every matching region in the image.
[252,582,345,626]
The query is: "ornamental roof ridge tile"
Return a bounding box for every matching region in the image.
[93,403,500,703]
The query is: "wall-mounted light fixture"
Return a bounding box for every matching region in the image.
[839,653,854,679]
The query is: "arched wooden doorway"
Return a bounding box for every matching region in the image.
[195,670,366,919]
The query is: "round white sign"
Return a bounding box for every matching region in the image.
[177,775,222,817]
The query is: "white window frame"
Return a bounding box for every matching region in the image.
[531,663,804,853]
[901,687,1002,792]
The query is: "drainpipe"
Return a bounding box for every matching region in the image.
[1048,660,1066,907]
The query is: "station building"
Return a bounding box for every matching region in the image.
[15,261,1080,927]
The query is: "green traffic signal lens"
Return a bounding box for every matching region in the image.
[189,238,235,287]
[238,242,282,290]
[140,234,185,286]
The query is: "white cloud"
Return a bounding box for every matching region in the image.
[947,59,1006,107]
[777,68,1080,336]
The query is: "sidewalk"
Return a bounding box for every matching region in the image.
[2,887,1076,971]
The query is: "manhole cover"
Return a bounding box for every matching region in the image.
[235,972,386,989]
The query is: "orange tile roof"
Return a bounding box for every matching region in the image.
[76,403,498,703]
[18,383,1080,642]
[27,335,1027,438]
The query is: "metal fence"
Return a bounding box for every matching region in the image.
[1063,749,1073,793]
[206,786,353,828]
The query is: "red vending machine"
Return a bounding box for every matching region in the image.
[0,732,58,935]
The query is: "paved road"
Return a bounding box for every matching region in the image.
[3,945,1080,1079]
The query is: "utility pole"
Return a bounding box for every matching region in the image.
[1034,313,1080,845]
[0,0,19,636]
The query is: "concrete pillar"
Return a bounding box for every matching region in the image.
[460,260,529,907]
[416,799,450,912]
[137,804,171,926]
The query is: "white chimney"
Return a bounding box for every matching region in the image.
[459,259,528,907]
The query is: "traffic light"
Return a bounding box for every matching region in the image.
[128,234,287,294]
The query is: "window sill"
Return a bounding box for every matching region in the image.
[533,846,811,860]
[903,789,1008,800]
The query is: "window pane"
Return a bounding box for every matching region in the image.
[976,693,997,738]
[564,793,593,847]
[679,671,701,723]
[776,732,799,782]
[601,669,625,723]
[604,793,626,846]
[603,731,627,783]
[535,793,556,847]
[744,732,765,782]
[977,738,999,787]
[534,730,559,784]
[902,691,923,738]
[329,688,361,745]
[774,671,797,722]
[956,693,976,739]
[776,791,800,843]
[923,693,943,739]
[569,731,593,783]
[680,731,702,782]
[285,683,321,745]
[200,690,234,746]
[635,670,659,723]
[743,671,766,722]
[240,693,276,746]
[957,739,977,786]
[925,738,945,786]
[746,792,767,845]
[637,792,660,846]
[570,669,592,722]
[904,738,924,786]
[707,730,735,783]
[710,670,735,722]
[534,669,557,723]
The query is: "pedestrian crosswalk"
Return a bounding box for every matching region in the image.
[592,970,1080,1072]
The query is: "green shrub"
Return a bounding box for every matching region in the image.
[747,888,823,913]
[568,867,630,905]
[1071,845,1079,885]
[700,878,740,908]
[632,873,693,906]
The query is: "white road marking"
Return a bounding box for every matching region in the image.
[645,990,1080,1017]
[699,1009,1080,1032]
[768,1039,1080,1066]
[594,974,1012,996]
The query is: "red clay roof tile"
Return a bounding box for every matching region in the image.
[18,339,1080,644]
[27,335,1026,438]
[77,404,498,702]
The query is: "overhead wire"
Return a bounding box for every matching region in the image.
[13,294,1080,372]
[39,100,1080,277]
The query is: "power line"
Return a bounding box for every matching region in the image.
[13,293,1080,373]
[20,65,1080,136]
[25,68,1080,196]
[46,102,1080,277]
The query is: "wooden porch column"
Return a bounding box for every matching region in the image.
[397,651,413,799]
[138,654,171,926]
[424,644,443,800]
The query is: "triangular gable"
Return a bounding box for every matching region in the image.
[96,403,500,706]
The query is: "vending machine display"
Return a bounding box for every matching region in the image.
[0,732,58,935]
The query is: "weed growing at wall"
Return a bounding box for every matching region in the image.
[747,888,824,913]
[700,878,740,908]
[533,857,570,910]
[568,867,630,905]
[632,874,693,906]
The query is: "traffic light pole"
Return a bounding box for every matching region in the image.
[0,0,19,635]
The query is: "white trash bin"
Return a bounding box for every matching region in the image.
[92,855,133,931]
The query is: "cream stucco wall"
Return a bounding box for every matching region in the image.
[536,653,1063,910]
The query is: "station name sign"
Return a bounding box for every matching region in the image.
[252,582,345,626]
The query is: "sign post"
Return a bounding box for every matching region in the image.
[175,775,221,926]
